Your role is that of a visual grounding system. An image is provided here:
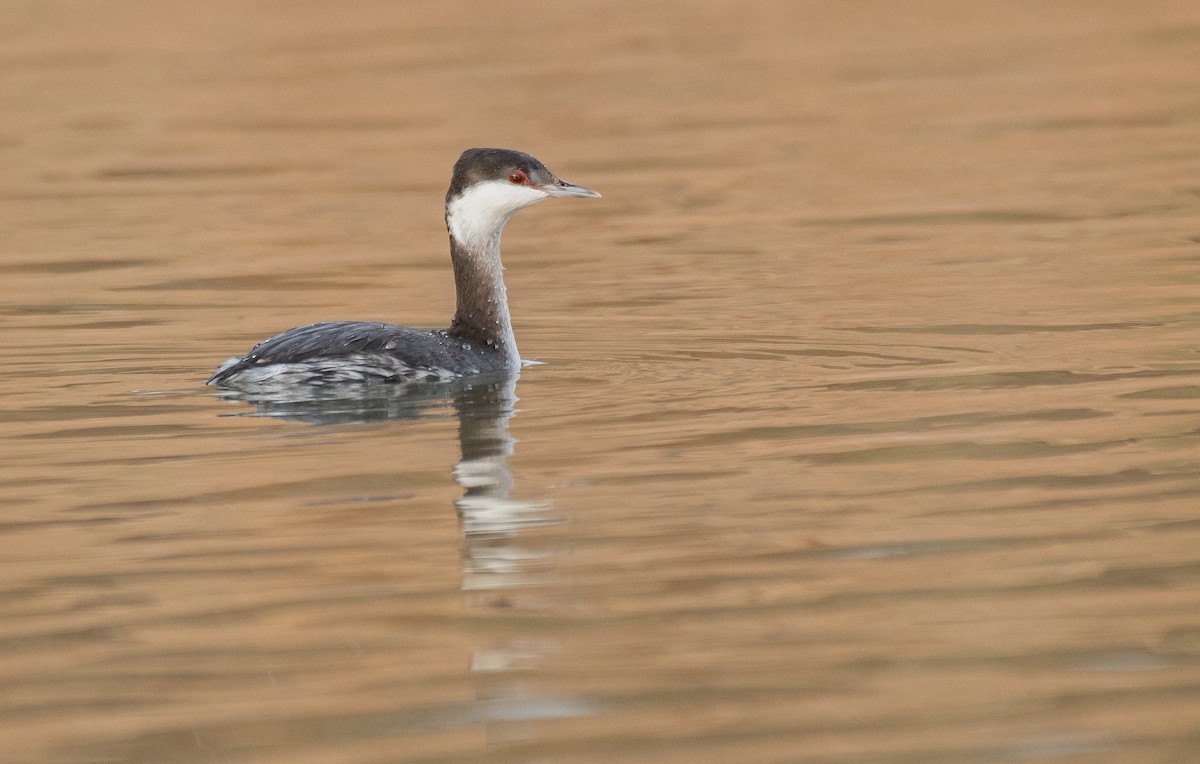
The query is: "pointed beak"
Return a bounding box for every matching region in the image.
[541,177,602,199]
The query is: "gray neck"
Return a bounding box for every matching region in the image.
[446,236,520,365]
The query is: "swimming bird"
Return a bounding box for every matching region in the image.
[207,148,599,389]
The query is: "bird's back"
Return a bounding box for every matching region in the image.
[207,321,502,389]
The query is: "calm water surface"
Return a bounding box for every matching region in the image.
[3,2,1200,762]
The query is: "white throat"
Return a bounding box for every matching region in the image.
[445,180,548,253]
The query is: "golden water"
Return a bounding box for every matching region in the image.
[2,2,1199,761]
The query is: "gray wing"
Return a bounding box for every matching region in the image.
[207,321,480,386]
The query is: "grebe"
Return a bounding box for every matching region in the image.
[207,148,599,389]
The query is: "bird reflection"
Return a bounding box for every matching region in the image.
[213,373,552,593]
[213,374,585,738]
[453,377,555,597]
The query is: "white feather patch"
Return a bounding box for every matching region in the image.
[214,353,464,391]
[445,180,547,252]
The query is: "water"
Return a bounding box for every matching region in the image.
[3,2,1199,762]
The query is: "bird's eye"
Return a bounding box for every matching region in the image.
[508,170,527,184]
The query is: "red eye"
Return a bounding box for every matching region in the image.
[508,170,527,184]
